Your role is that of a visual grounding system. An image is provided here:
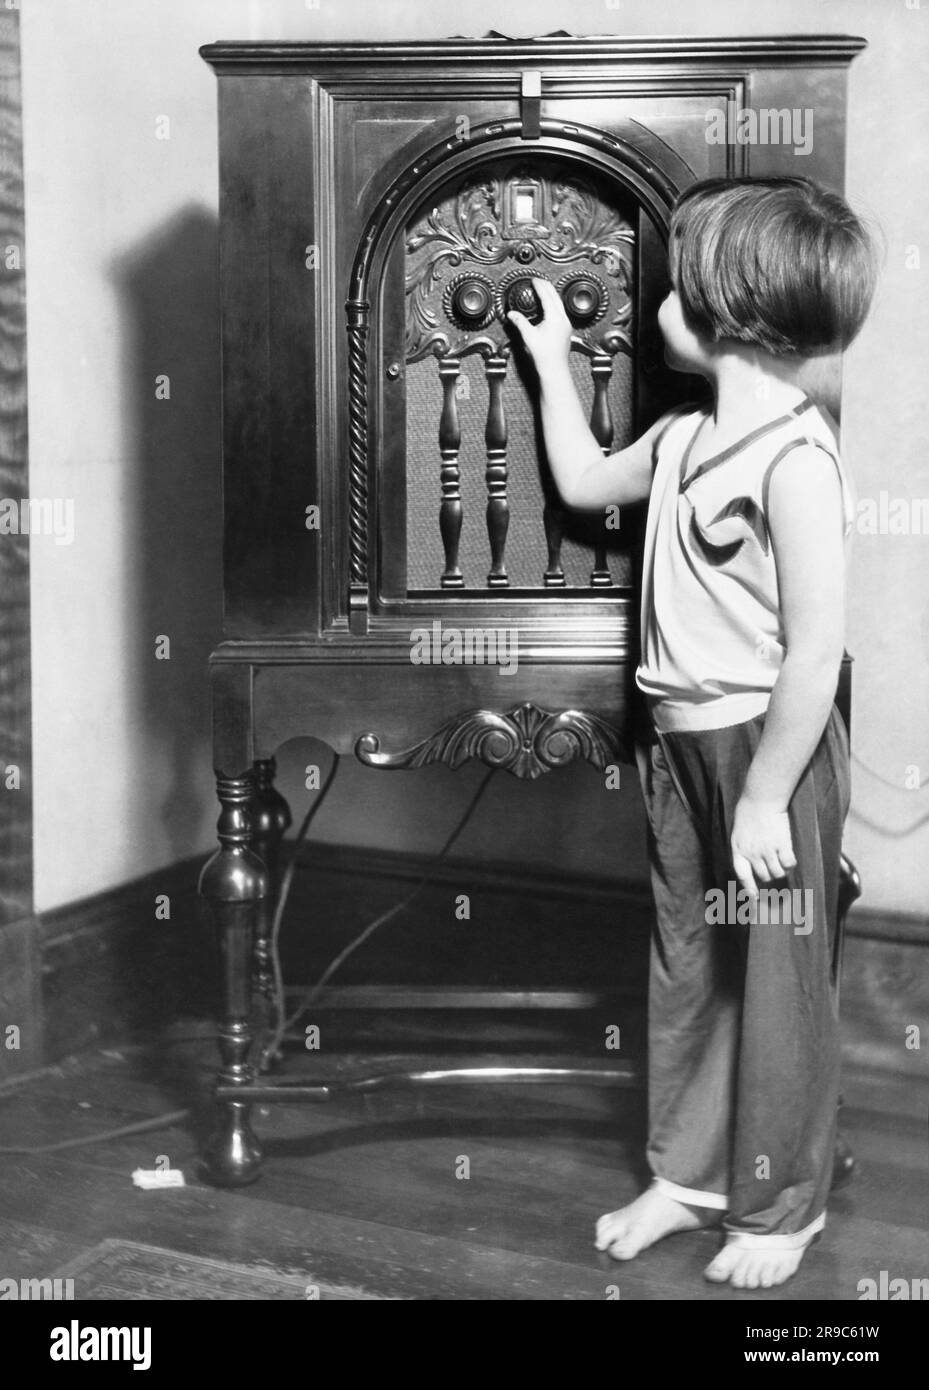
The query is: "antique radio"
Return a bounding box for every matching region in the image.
[198,34,863,1184]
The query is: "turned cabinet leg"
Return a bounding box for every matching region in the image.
[199,770,269,1187]
[251,756,292,1000]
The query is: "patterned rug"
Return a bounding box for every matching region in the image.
[51,1240,391,1300]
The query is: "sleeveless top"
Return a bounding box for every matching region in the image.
[636,394,855,734]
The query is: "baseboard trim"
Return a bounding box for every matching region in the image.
[293,843,928,943]
[842,906,929,945]
[295,840,657,910]
[37,841,929,948]
[34,843,927,1070]
[38,859,209,1063]
[39,859,203,947]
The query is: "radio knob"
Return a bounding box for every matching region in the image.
[560,275,603,326]
[450,277,494,326]
[503,277,543,324]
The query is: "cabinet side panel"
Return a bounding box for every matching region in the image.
[218,75,320,635]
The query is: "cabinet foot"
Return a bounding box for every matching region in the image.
[202,1095,263,1188]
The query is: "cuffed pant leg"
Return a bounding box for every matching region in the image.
[638,737,737,1207]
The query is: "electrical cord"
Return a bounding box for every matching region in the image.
[258,754,341,1070]
[0,1109,192,1156]
[257,762,498,1070]
[0,762,498,1153]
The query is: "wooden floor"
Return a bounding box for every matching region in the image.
[0,1023,925,1302]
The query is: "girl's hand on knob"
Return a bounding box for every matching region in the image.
[506,277,573,373]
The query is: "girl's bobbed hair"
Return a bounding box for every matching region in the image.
[668,176,879,357]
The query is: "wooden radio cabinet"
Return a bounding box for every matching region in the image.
[198,33,864,1185]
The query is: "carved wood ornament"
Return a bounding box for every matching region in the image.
[356,702,624,779]
[405,163,635,364]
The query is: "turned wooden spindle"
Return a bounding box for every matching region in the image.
[438,355,464,587]
[484,352,509,587]
[589,352,615,588]
[543,499,566,587]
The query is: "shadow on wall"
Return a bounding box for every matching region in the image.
[110,205,222,863]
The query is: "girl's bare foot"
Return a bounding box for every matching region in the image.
[595,1184,720,1260]
[704,1235,817,1289]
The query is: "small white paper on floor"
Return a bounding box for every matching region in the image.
[131,1168,186,1189]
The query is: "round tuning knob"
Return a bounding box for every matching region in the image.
[444,273,495,330]
[503,276,543,325]
[557,272,609,328]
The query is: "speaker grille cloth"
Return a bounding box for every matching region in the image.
[405,349,634,591]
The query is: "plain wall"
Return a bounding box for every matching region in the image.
[21,0,929,917]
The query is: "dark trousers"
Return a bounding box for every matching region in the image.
[636,706,850,1240]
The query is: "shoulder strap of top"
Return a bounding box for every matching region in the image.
[680,396,817,494]
[650,403,704,473]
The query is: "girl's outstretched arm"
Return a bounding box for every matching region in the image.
[507,276,669,511]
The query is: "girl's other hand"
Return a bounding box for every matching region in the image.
[730,794,797,899]
[506,276,573,373]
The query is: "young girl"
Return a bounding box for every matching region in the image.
[507,176,877,1290]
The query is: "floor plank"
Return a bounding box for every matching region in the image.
[0,1037,925,1300]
